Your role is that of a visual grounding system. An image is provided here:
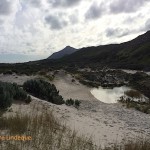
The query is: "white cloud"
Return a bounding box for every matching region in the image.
[109,0,149,14]
[0,0,150,62]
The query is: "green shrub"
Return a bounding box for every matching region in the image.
[66,99,74,106]
[3,70,13,75]
[118,94,150,114]
[23,79,64,105]
[25,95,32,104]
[12,83,27,100]
[44,75,54,81]
[72,79,75,82]
[0,82,28,110]
[75,100,81,108]
[38,71,47,76]
[0,88,12,110]
[65,99,81,108]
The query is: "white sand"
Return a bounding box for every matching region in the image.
[52,71,150,146]
[1,71,150,147]
[0,73,37,85]
[122,69,150,75]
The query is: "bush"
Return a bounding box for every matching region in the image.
[44,75,54,81]
[72,79,75,82]
[65,99,81,108]
[75,100,81,108]
[124,90,142,99]
[3,70,13,75]
[38,71,46,76]
[0,82,28,110]
[12,83,27,100]
[0,88,12,110]
[25,95,32,104]
[23,79,64,105]
[118,94,150,114]
[66,99,74,106]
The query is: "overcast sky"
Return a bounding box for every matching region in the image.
[0,0,150,63]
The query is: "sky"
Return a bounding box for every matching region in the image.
[0,0,150,63]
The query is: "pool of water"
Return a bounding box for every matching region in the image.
[91,86,131,104]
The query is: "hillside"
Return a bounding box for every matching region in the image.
[59,31,150,70]
[0,31,149,73]
[48,46,78,59]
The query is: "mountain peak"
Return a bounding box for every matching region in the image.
[48,46,78,60]
[56,30,150,70]
[65,45,72,48]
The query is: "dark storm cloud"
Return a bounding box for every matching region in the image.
[106,28,130,37]
[45,15,68,30]
[0,0,12,15]
[48,0,81,8]
[85,2,104,20]
[110,0,148,14]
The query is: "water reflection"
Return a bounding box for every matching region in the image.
[91,86,131,103]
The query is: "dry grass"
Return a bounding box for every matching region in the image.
[0,107,150,150]
[0,114,29,134]
[119,90,150,113]
[105,139,150,150]
[124,90,142,99]
[0,108,99,150]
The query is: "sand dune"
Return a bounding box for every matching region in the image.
[1,71,150,146]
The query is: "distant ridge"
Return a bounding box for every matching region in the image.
[23,30,150,71]
[58,30,150,70]
[48,46,78,59]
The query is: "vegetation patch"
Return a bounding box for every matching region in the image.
[0,106,150,149]
[124,90,143,100]
[0,82,30,110]
[0,109,98,150]
[0,114,29,134]
[23,79,65,105]
[44,74,55,81]
[65,99,81,108]
[118,90,150,114]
